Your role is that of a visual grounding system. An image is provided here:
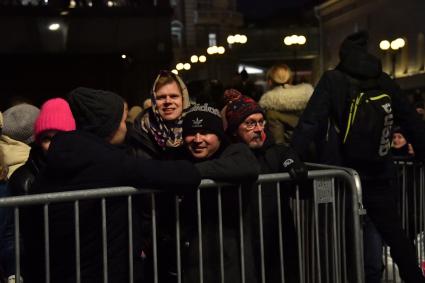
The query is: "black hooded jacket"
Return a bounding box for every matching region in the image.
[20,130,202,283]
[291,33,425,179]
[8,145,46,196]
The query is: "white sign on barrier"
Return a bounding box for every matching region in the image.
[314,177,334,203]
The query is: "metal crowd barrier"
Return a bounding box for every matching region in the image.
[0,165,365,283]
[382,160,425,283]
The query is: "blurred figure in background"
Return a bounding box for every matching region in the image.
[231,69,262,102]
[259,63,313,146]
[0,103,40,178]
[126,105,143,124]
[391,126,415,158]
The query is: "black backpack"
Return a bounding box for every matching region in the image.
[341,75,394,163]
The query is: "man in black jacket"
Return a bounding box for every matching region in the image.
[21,87,202,283]
[291,31,425,283]
[223,89,307,283]
[181,103,260,283]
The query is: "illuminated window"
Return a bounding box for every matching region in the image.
[171,20,183,48]
[418,33,425,71]
[208,33,217,47]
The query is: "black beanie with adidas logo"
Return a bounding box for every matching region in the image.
[182,103,225,141]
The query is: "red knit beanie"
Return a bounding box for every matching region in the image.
[224,89,264,134]
[34,98,76,142]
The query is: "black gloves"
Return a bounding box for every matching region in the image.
[281,148,308,183]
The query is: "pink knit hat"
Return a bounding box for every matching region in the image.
[34,98,76,142]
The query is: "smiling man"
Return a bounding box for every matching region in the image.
[181,103,260,283]
[223,89,307,283]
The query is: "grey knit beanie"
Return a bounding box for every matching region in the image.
[2,104,40,144]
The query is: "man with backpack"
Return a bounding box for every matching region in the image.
[291,31,425,283]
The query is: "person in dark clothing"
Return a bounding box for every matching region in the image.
[181,103,260,283]
[9,98,77,195]
[222,89,307,283]
[291,31,425,283]
[18,87,202,283]
[125,71,195,282]
[391,126,415,158]
[4,98,76,282]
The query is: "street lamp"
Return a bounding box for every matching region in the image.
[198,55,207,63]
[227,34,248,46]
[283,34,307,83]
[379,37,405,78]
[190,55,199,63]
[176,63,184,71]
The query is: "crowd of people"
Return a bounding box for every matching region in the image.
[0,30,425,283]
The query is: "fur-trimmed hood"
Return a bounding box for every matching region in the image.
[259,83,314,112]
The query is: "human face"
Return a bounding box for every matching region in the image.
[39,130,59,153]
[184,132,221,160]
[109,103,128,145]
[155,81,183,121]
[392,132,407,149]
[236,113,266,149]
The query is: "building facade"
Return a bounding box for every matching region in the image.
[170,0,244,83]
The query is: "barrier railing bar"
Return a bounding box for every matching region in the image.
[128,196,134,283]
[238,185,246,283]
[419,167,425,263]
[196,189,204,283]
[217,187,225,283]
[74,201,81,283]
[175,195,182,283]
[14,207,21,283]
[101,198,108,283]
[276,182,285,283]
[43,204,50,283]
[151,193,158,283]
[341,183,348,281]
[313,194,322,283]
[257,184,265,283]
[295,186,304,283]
[331,180,341,283]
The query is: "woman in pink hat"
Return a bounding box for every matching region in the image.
[8,97,76,195]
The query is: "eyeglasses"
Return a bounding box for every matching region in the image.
[243,119,266,130]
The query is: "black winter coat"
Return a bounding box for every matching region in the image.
[20,131,202,283]
[248,137,301,283]
[8,145,46,196]
[181,143,260,283]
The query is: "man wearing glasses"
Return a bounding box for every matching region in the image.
[222,89,307,283]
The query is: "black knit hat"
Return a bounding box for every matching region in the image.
[67,87,124,138]
[339,30,369,60]
[182,104,225,141]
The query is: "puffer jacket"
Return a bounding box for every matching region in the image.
[0,135,30,179]
[259,84,313,145]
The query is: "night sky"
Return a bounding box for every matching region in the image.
[237,0,325,22]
